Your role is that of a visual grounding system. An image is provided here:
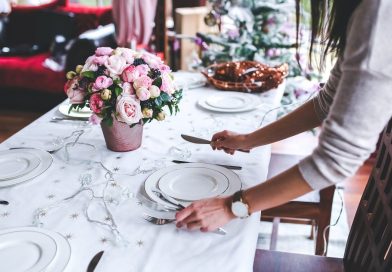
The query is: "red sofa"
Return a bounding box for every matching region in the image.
[0,1,112,102]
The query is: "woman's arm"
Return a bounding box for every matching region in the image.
[211,99,322,153]
[176,165,311,231]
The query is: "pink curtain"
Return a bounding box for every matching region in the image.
[112,0,158,47]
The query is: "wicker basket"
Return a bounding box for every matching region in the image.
[201,61,288,93]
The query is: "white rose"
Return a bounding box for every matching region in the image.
[116,94,142,125]
[136,87,151,101]
[105,55,127,75]
[82,56,98,72]
[149,85,161,98]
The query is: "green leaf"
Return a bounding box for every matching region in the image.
[160,92,171,103]
[114,86,122,97]
[152,77,162,88]
[168,103,173,115]
[154,96,163,107]
[103,116,113,127]
[81,71,95,79]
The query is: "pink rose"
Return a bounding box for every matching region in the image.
[64,77,86,104]
[122,82,135,95]
[105,55,127,75]
[95,47,113,56]
[142,52,163,68]
[93,76,113,90]
[116,94,142,125]
[135,64,150,76]
[160,74,175,94]
[89,93,104,113]
[89,114,102,125]
[93,55,109,65]
[119,49,135,64]
[136,87,151,101]
[82,56,98,72]
[122,65,139,83]
[133,75,152,90]
[159,64,171,73]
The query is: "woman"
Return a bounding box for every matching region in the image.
[176,0,392,232]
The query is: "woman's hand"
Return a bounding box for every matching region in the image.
[211,130,250,155]
[175,197,236,232]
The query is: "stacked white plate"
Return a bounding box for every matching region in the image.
[0,227,71,272]
[172,71,207,90]
[58,103,92,119]
[198,92,262,113]
[0,149,53,188]
[144,163,242,210]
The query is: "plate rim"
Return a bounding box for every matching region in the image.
[0,227,71,272]
[144,163,242,209]
[0,149,53,188]
[158,167,230,201]
[0,151,41,181]
[198,92,262,113]
[205,94,252,110]
[0,229,58,272]
[58,103,92,119]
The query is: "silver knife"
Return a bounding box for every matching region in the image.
[87,251,104,272]
[0,200,9,205]
[181,134,250,153]
[172,160,242,170]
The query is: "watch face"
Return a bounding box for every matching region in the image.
[232,202,249,218]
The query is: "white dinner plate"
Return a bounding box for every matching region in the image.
[205,94,253,110]
[58,103,92,119]
[158,167,229,201]
[198,92,262,113]
[144,163,242,209]
[0,151,41,181]
[173,71,207,90]
[0,227,71,272]
[0,149,53,188]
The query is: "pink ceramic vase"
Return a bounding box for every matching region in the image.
[101,118,143,152]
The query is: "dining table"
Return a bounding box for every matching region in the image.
[0,72,284,272]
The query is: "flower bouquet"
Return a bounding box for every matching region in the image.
[64,47,182,151]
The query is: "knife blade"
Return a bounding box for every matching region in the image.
[87,251,104,272]
[181,134,211,144]
[181,134,250,153]
[172,160,242,170]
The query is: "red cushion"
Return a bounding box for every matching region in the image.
[56,4,112,34]
[0,53,65,93]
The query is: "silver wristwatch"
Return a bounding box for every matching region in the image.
[231,190,250,219]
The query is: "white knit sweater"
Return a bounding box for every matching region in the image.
[298,0,392,189]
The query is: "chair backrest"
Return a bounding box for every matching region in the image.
[344,119,392,271]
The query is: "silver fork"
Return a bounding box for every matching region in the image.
[143,214,176,225]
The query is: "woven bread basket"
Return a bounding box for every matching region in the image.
[201,61,288,93]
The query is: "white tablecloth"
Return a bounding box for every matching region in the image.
[0,80,283,272]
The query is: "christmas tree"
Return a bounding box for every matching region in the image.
[196,0,321,115]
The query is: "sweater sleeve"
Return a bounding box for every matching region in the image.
[312,58,342,121]
[298,0,392,190]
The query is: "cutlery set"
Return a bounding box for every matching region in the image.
[151,188,227,235]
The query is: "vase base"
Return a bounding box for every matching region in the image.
[101,121,143,152]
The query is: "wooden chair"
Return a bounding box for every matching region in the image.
[261,153,336,255]
[254,119,392,271]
